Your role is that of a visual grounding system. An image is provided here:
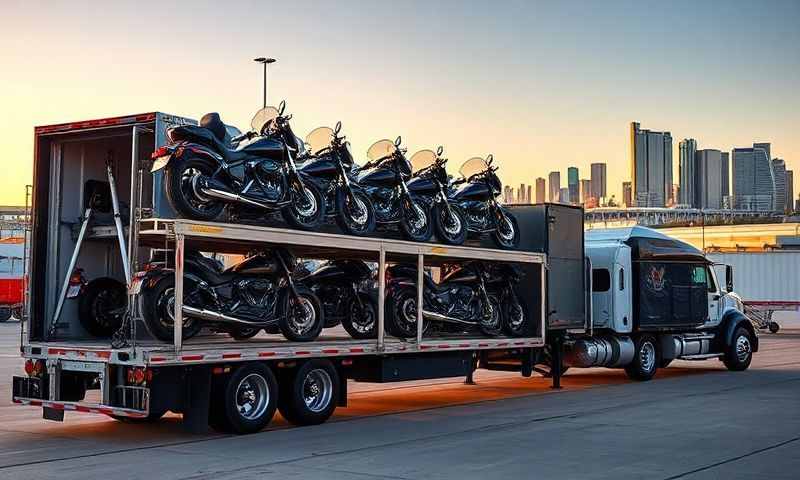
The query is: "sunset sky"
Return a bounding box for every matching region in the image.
[2,0,798,205]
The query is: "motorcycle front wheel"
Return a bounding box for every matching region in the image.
[492,210,520,249]
[335,189,376,237]
[434,203,467,245]
[164,156,225,221]
[400,198,433,243]
[139,275,203,342]
[478,294,503,337]
[342,292,377,339]
[281,182,326,230]
[280,286,324,342]
[502,291,529,337]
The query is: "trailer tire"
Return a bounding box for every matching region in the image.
[768,321,780,334]
[723,326,753,371]
[625,335,659,381]
[0,307,11,323]
[210,363,278,434]
[278,359,339,426]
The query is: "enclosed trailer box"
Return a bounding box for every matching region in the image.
[28,113,194,342]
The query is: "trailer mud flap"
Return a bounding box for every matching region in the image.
[43,406,64,421]
[183,367,211,434]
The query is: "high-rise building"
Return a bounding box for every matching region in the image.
[535,177,546,204]
[590,163,607,201]
[787,170,794,213]
[559,187,570,204]
[580,179,591,204]
[526,185,532,204]
[622,181,632,207]
[678,138,697,206]
[695,149,725,209]
[548,171,561,202]
[772,159,787,213]
[721,152,730,200]
[630,122,673,207]
[567,167,579,204]
[732,144,776,211]
[503,185,514,204]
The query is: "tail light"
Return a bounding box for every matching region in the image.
[66,269,86,299]
[126,367,152,385]
[24,359,45,377]
[151,146,171,159]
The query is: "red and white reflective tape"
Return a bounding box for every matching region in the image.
[12,398,148,418]
[47,348,112,360]
[35,113,157,134]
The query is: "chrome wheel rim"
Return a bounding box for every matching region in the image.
[408,203,427,233]
[350,301,375,334]
[346,195,369,226]
[236,373,269,420]
[442,208,462,236]
[507,300,524,330]
[498,215,515,242]
[736,335,751,362]
[303,368,333,413]
[481,298,501,330]
[295,187,318,218]
[289,296,316,335]
[640,341,656,372]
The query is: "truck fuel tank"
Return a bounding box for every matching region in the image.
[565,336,635,368]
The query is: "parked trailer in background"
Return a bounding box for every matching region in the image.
[707,251,800,333]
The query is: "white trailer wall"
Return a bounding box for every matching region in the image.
[707,251,800,302]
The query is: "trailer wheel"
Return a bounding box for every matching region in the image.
[723,326,753,371]
[210,363,278,434]
[278,359,339,426]
[768,321,780,334]
[625,335,659,381]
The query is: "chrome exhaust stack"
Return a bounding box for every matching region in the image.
[182,305,266,327]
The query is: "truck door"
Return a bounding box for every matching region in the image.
[613,246,632,333]
[693,264,721,325]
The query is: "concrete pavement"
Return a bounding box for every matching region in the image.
[0,321,798,479]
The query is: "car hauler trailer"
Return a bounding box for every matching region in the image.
[14,113,576,433]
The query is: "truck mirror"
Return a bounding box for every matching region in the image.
[725,265,734,292]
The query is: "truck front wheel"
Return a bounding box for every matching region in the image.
[625,335,659,381]
[723,327,753,371]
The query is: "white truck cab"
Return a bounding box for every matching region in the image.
[568,226,755,381]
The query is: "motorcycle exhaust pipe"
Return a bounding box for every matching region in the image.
[182,305,268,327]
[200,186,271,210]
[422,309,478,326]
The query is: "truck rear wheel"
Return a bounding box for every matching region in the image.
[625,335,659,381]
[723,326,753,371]
[210,363,278,434]
[278,359,339,426]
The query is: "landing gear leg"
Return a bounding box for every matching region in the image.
[465,353,477,385]
[550,333,564,390]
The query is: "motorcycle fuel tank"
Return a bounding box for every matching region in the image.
[229,254,279,275]
[452,182,491,202]
[299,156,339,179]
[239,136,285,160]
[358,166,396,187]
[407,176,439,195]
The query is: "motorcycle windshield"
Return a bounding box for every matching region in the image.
[366,139,397,162]
[251,106,280,133]
[409,150,437,173]
[305,126,335,155]
[459,157,489,179]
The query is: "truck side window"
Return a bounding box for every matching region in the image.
[619,268,625,291]
[592,268,611,292]
[691,265,716,292]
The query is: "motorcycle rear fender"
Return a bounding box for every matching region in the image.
[151,142,223,172]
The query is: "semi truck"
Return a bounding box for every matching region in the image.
[11,112,757,434]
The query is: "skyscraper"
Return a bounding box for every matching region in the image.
[787,170,794,213]
[535,177,546,204]
[772,159,787,213]
[548,171,561,202]
[590,163,607,201]
[695,149,725,209]
[622,181,632,207]
[580,179,591,204]
[721,152,730,201]
[732,144,776,211]
[630,122,673,207]
[559,187,570,204]
[678,138,697,206]
[567,167,579,204]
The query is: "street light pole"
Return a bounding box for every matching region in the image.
[254,57,276,108]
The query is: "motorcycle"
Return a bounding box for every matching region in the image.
[138,249,324,342]
[407,147,468,245]
[150,101,326,230]
[357,137,434,242]
[299,259,378,339]
[299,122,377,236]
[384,261,528,338]
[449,155,520,249]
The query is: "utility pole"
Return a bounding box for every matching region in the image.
[254,57,276,108]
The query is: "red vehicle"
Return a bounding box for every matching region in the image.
[0,238,25,321]
[0,277,24,321]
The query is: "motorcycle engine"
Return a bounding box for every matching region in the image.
[236,279,277,310]
[255,161,284,202]
[463,201,489,230]
[370,187,398,222]
[431,284,474,320]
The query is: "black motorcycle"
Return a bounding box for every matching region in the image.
[151,101,326,230]
[357,137,433,242]
[384,261,528,338]
[299,259,378,339]
[138,249,324,342]
[407,147,468,245]
[450,155,520,249]
[299,122,376,236]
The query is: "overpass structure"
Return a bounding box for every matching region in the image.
[584,207,776,228]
